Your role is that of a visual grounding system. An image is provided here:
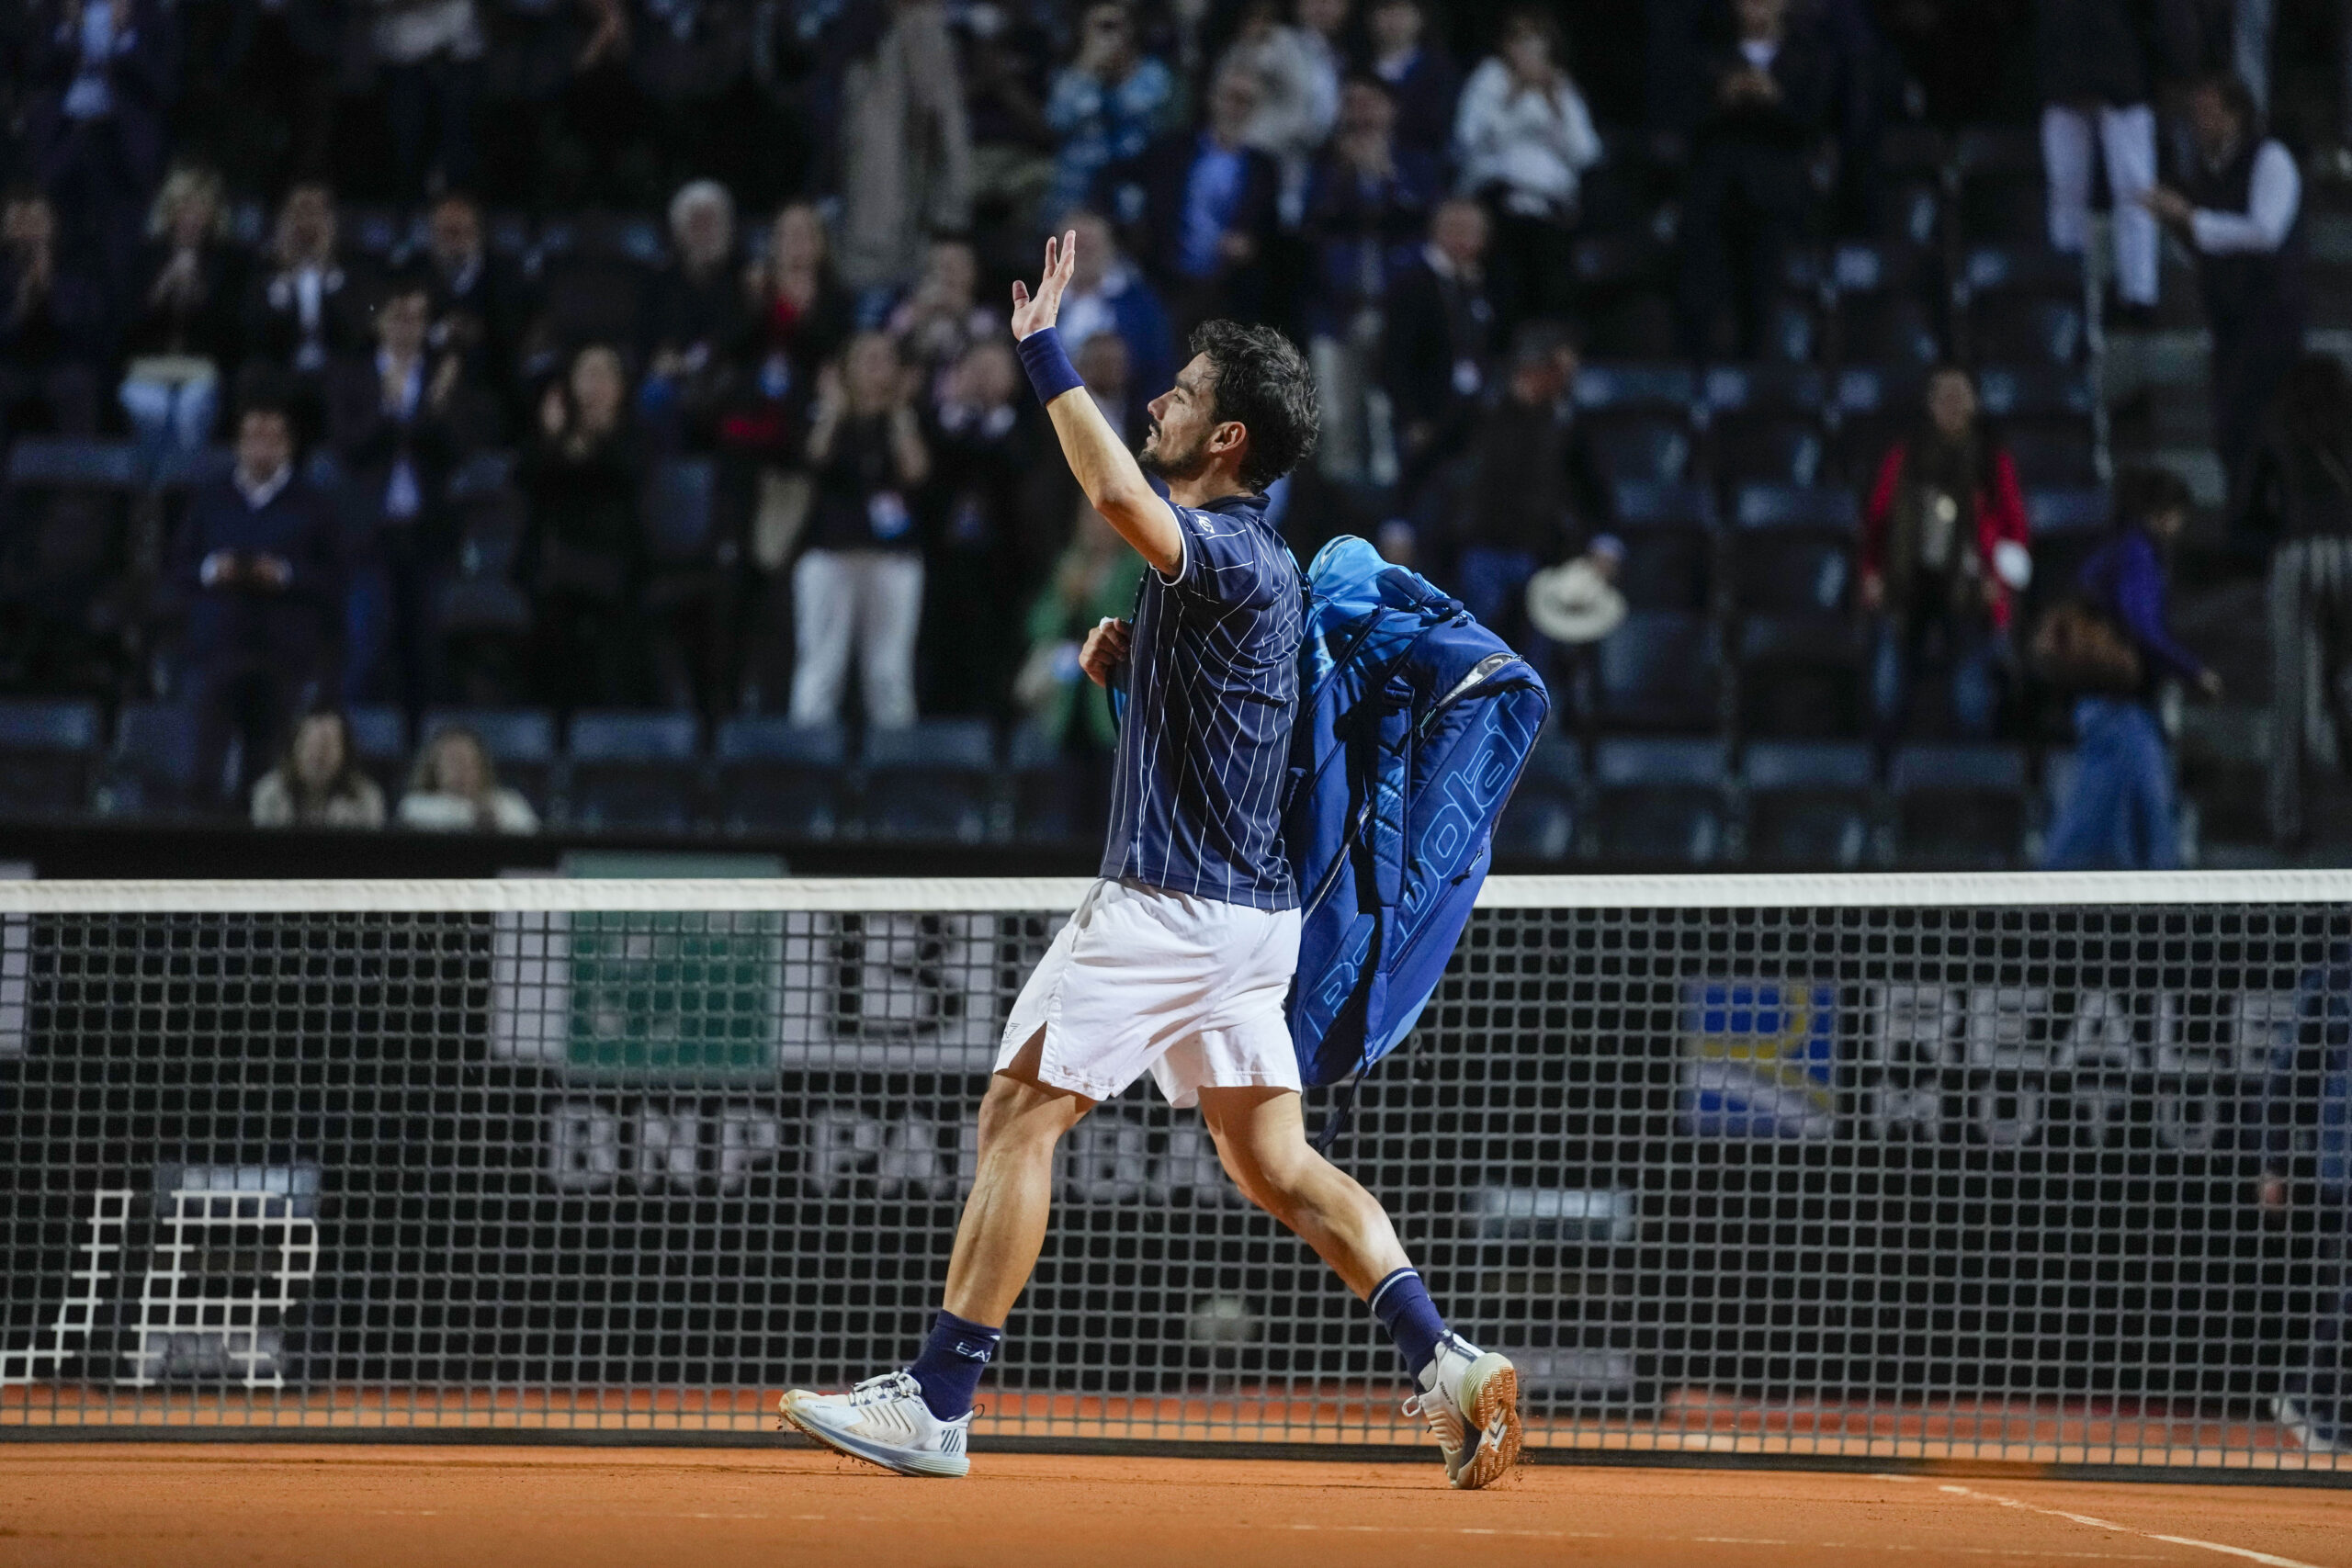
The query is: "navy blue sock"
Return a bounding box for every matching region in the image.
[905,1310,1001,1421]
[1369,1268,1448,1381]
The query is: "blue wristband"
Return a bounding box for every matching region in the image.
[1016,327,1085,405]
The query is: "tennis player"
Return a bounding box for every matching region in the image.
[781,231,1521,1487]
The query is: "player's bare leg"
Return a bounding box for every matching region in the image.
[1197,1087,1524,1489]
[778,1031,1091,1476]
[942,1030,1096,1324]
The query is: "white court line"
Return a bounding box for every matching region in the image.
[1871,1477,2335,1568]
[1282,1521,2170,1558]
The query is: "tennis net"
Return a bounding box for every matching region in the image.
[2,871,2349,1475]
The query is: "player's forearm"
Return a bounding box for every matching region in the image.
[1019,327,1181,573]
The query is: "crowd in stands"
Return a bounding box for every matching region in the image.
[0,0,2345,864]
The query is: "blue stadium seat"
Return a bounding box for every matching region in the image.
[1491,734,1580,862]
[422,707,556,812]
[152,446,235,491]
[1592,613,1721,733]
[1713,411,1828,490]
[2003,417,2102,490]
[1589,737,1731,863]
[0,696,98,818]
[345,705,409,795]
[1611,481,1717,530]
[1742,740,1877,867]
[1584,412,1696,488]
[1575,363,1698,414]
[714,717,845,840]
[2026,490,2115,614]
[102,703,205,818]
[643,457,719,565]
[861,719,998,843]
[1969,296,2087,367]
[1703,364,1826,416]
[6,438,143,491]
[1736,616,1868,739]
[563,710,703,835]
[1607,483,1715,612]
[1890,743,2030,867]
[1735,485,1860,532]
[1975,365,2095,419]
[1006,723,1098,847]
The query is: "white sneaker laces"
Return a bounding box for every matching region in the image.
[1400,1389,1460,1444]
[847,1371,922,1407]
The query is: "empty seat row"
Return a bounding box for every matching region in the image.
[1495,738,2068,868]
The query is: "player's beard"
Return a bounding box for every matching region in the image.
[1137,419,1210,483]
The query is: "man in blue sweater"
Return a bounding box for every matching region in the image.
[2042,467,2221,869]
[175,396,344,807]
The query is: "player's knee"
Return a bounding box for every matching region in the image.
[975,1068,1084,1158]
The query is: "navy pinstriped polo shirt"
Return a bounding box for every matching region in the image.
[1101,490,1302,912]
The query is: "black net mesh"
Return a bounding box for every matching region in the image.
[0,893,2346,1473]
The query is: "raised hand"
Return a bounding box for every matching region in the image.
[1010,229,1077,343]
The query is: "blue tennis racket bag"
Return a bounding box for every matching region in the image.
[1283,536,1550,1115]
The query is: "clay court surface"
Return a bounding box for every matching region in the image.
[6,1446,2352,1568]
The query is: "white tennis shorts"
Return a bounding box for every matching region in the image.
[996,878,1304,1108]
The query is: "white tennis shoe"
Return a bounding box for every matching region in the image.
[1401,1334,1522,1490]
[779,1371,972,1477]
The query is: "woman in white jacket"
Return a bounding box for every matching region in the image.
[1453,8,1600,330]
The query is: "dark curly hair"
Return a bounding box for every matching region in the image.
[1189,320,1319,491]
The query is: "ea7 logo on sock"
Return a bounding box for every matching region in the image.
[953,1340,994,1362]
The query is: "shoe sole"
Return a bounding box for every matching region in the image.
[1452,1353,1522,1491]
[778,1391,972,1479]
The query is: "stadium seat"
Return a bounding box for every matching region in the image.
[1735,484,1859,533]
[1006,725,1096,847]
[421,706,557,811]
[1954,126,2048,245]
[861,718,997,843]
[713,717,845,840]
[1703,364,1826,417]
[1889,743,2030,867]
[1736,616,1868,739]
[1998,417,2100,491]
[1491,734,1581,862]
[1611,514,1713,614]
[1591,612,1722,733]
[1588,737,1731,863]
[563,709,703,835]
[1835,295,1943,368]
[538,254,647,351]
[2024,489,2114,618]
[643,457,720,566]
[1713,411,1828,490]
[1576,363,1699,416]
[1878,178,1944,248]
[6,438,143,491]
[152,445,235,491]
[0,696,99,818]
[100,702,206,818]
[1584,412,1696,489]
[1975,365,2095,420]
[1610,481,1717,530]
[1741,740,1877,866]
[345,704,409,795]
[1968,296,2087,367]
[2,441,144,692]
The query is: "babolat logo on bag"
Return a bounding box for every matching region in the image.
[1283,537,1549,1114]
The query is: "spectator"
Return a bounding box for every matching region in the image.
[1384,196,1498,513]
[1044,2,1177,228]
[1860,365,2031,740]
[22,0,176,295]
[1362,0,1462,168]
[119,165,242,453]
[1675,0,1833,361]
[2249,355,2352,850]
[642,178,746,447]
[329,277,481,714]
[520,343,648,709]
[419,191,530,420]
[1017,506,1143,750]
[791,330,932,728]
[0,189,107,440]
[251,707,386,828]
[1304,75,1441,483]
[888,237,1000,399]
[837,0,972,293]
[1217,0,1347,224]
[175,400,344,809]
[733,202,855,428]
[2145,73,2306,518]
[2042,467,2217,869]
[372,0,484,198]
[1108,68,1282,338]
[1441,322,1611,655]
[1454,8,1600,334]
[2039,0,2164,321]
[241,183,370,406]
[955,0,1058,219]
[396,725,538,831]
[922,337,1028,716]
[1048,209,1176,425]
